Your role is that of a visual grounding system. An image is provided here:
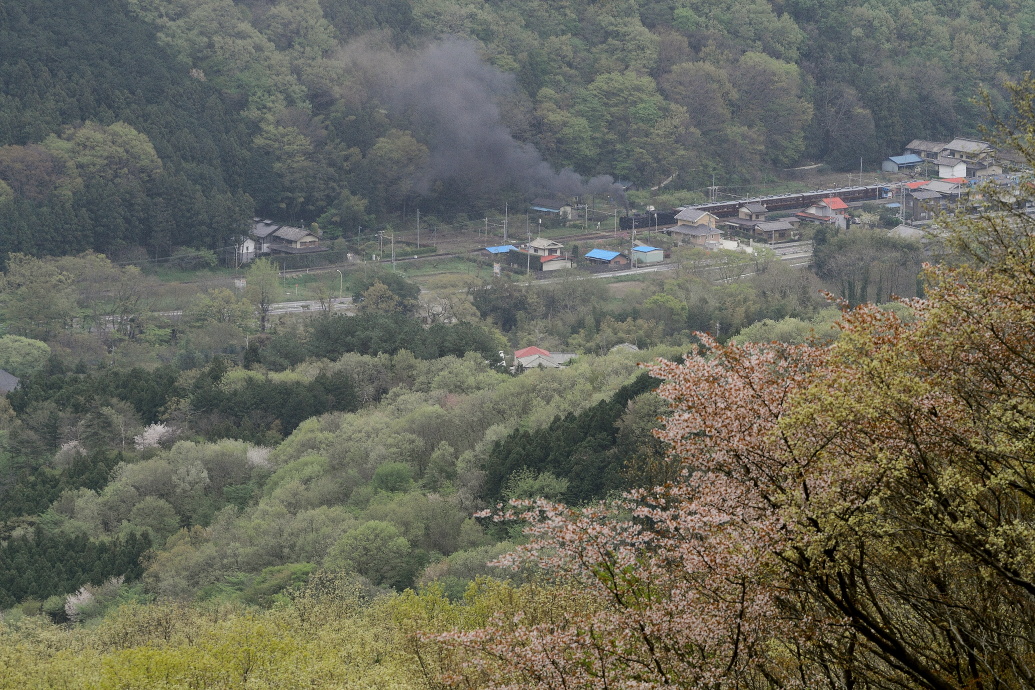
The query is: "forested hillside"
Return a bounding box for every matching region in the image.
[1,0,1031,258]
[4,0,1035,686]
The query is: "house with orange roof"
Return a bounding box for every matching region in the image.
[821,197,848,212]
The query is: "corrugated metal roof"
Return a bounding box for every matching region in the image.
[486,245,517,254]
[585,249,621,260]
[633,245,661,253]
[888,154,923,165]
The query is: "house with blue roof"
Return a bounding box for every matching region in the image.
[584,248,628,267]
[882,154,924,173]
[632,245,664,264]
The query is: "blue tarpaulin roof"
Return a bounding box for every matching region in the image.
[888,154,923,166]
[485,245,518,254]
[585,249,622,261]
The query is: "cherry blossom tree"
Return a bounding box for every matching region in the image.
[430,75,1035,684]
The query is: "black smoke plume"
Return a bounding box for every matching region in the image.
[343,37,625,204]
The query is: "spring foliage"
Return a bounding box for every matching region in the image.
[432,108,1035,685]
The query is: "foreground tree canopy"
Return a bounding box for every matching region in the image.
[432,89,1035,688]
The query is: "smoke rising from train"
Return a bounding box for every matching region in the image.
[342,37,625,204]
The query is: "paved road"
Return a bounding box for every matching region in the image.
[269,297,354,315]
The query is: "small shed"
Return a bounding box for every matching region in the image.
[882,154,924,173]
[632,245,664,264]
[541,255,574,271]
[485,245,517,256]
[584,249,628,266]
[530,198,573,219]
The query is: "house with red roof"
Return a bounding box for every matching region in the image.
[513,347,577,370]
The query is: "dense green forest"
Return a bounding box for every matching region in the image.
[0,233,856,617]
[0,0,1031,260]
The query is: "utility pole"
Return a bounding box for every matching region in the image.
[416,209,420,249]
[504,203,508,243]
[391,231,395,270]
[630,217,636,267]
[335,269,343,300]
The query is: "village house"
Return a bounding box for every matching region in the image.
[666,224,723,248]
[904,139,946,162]
[902,138,1001,179]
[795,198,848,229]
[270,225,321,251]
[674,207,720,228]
[812,197,849,216]
[907,189,946,221]
[249,219,326,258]
[527,237,566,256]
[738,202,768,221]
[747,219,797,243]
[584,248,629,266]
[513,346,577,370]
[941,138,999,177]
[921,180,964,196]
